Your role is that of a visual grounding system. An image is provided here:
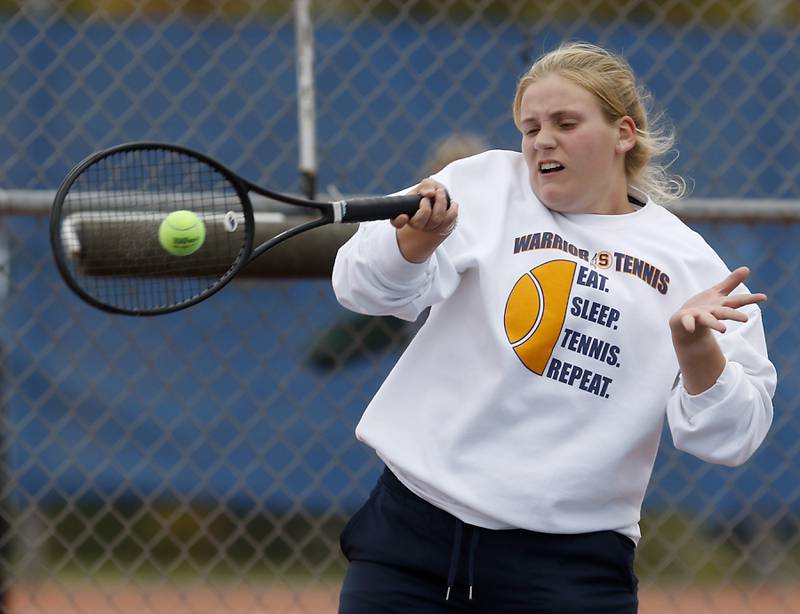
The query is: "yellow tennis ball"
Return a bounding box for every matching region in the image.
[158,210,206,256]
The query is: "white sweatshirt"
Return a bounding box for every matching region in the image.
[332,150,776,542]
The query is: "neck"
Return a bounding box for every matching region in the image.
[595,179,634,215]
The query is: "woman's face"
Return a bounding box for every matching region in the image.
[518,74,635,215]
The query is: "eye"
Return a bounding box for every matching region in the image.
[559,121,577,129]
[525,127,540,136]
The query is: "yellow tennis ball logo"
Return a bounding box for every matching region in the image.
[504,260,577,374]
[158,210,206,256]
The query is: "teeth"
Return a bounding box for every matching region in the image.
[540,162,563,171]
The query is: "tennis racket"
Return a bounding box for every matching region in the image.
[50,142,446,316]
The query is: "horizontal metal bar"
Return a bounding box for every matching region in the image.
[5,189,800,220]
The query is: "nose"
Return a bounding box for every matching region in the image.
[533,126,556,150]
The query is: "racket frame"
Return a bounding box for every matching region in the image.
[50,142,313,315]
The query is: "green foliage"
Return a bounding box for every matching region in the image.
[638,511,800,582]
[0,0,293,18]
[307,313,412,368]
[326,0,788,25]
[2,0,796,24]
[38,501,349,581]
[22,503,800,584]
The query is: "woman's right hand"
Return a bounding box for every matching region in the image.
[392,178,459,263]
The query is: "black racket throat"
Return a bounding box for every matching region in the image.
[50,141,448,316]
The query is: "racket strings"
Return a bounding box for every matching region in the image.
[57,147,249,313]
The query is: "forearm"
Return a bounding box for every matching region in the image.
[672,330,727,395]
[396,225,447,263]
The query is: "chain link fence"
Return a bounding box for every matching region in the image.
[1,1,799,612]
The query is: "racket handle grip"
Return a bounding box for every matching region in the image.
[339,193,450,223]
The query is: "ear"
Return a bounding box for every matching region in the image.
[615,116,637,154]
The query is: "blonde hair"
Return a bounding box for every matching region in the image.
[513,42,685,203]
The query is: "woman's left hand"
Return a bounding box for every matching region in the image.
[669,266,766,394]
[670,266,766,346]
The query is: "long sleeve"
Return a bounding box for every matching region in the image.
[666,303,776,466]
[332,218,463,321]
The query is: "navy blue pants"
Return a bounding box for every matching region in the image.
[339,468,638,613]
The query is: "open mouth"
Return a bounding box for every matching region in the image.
[539,161,565,175]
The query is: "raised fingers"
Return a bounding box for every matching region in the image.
[679,312,698,334]
[715,266,750,295]
[681,310,727,334]
[710,305,749,323]
[697,311,728,333]
[724,292,767,309]
[678,303,753,337]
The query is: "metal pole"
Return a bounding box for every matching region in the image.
[294,0,317,200]
[0,228,9,614]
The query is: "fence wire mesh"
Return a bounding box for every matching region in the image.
[1,1,799,612]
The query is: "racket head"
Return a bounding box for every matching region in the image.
[50,142,256,315]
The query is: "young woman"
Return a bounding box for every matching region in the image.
[331,42,776,613]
